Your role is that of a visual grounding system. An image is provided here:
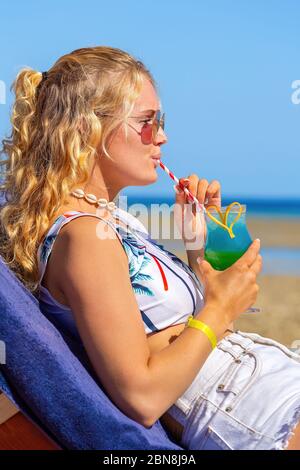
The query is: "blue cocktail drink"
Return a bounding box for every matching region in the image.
[204,204,252,270]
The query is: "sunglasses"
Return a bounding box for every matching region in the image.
[97,110,165,145]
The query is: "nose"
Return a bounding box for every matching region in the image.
[154,126,168,145]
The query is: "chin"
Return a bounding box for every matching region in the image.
[134,179,157,188]
[121,163,158,187]
[149,170,158,183]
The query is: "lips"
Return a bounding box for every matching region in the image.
[151,154,161,167]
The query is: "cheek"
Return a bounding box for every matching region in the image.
[110,126,142,156]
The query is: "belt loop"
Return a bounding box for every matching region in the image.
[224,348,262,413]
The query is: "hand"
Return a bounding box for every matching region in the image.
[196,239,262,327]
[174,174,221,252]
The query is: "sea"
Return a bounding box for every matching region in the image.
[125,196,300,218]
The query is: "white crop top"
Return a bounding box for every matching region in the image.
[37,208,205,341]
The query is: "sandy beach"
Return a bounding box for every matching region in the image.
[234,275,300,348]
[151,215,300,348]
[247,217,300,248]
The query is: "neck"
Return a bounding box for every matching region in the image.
[66,160,125,213]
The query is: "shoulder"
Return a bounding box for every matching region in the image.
[60,213,121,240]
[38,213,127,307]
[48,214,128,287]
[58,214,126,261]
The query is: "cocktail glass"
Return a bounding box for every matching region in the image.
[204,202,260,313]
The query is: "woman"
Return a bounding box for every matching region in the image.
[0,46,300,450]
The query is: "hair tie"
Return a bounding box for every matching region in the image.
[36,71,48,98]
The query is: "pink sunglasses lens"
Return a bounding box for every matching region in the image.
[140,113,165,144]
[141,122,154,144]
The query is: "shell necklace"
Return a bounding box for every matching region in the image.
[70,188,116,211]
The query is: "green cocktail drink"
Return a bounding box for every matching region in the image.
[204,249,247,271]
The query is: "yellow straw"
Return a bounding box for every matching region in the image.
[206,202,243,239]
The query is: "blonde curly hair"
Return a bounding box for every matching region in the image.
[0,46,156,293]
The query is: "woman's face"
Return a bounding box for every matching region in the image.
[97,77,168,192]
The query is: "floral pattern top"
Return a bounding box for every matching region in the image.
[37,208,204,339]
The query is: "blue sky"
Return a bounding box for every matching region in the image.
[0,0,300,199]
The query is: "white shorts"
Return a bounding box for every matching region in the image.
[167,330,300,450]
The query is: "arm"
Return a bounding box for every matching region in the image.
[56,216,153,427]
[187,247,234,332]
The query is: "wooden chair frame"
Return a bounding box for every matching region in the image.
[0,392,61,450]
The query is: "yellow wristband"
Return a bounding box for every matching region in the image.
[186,315,217,350]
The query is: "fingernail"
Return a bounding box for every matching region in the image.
[255,238,260,243]
[173,184,183,194]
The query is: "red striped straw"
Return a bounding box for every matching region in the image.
[159,160,206,212]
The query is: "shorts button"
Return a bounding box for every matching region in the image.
[217,384,225,390]
[235,359,241,363]
[225,406,232,412]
